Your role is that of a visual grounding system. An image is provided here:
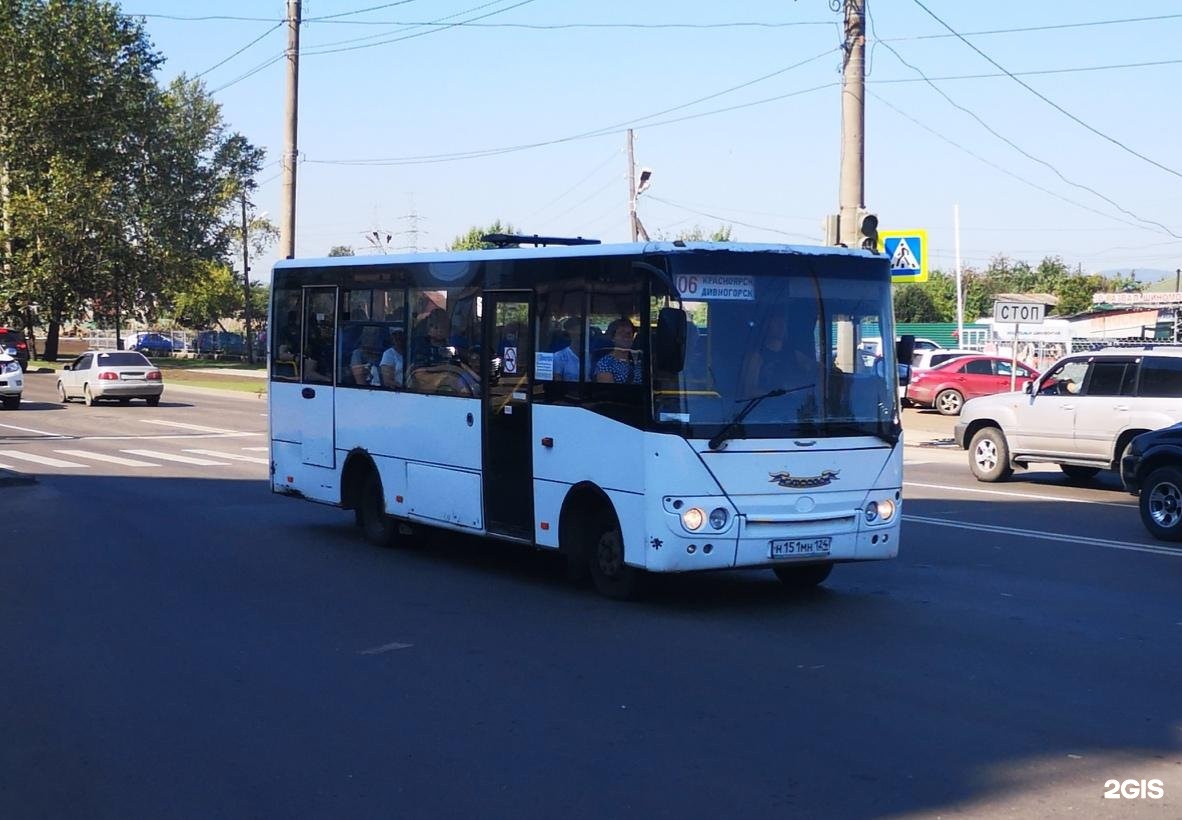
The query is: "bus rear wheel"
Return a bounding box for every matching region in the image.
[588,512,642,600]
[357,470,398,548]
[773,562,833,588]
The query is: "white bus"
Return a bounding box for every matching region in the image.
[268,239,905,598]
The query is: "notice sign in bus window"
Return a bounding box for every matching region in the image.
[674,275,755,301]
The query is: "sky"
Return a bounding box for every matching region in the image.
[121,1,1182,285]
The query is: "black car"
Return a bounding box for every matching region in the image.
[1121,421,1182,542]
[0,327,30,371]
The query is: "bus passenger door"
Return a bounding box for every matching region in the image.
[300,286,337,468]
[483,292,534,539]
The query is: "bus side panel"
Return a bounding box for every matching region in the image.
[271,382,339,503]
[531,406,645,492]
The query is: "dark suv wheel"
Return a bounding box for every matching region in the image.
[1139,466,1182,542]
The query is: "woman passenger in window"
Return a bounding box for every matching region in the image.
[594,319,641,384]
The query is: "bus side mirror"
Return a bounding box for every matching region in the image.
[898,363,911,386]
[1023,380,1034,394]
[655,307,687,373]
[896,334,916,368]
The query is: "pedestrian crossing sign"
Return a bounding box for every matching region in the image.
[878,229,928,283]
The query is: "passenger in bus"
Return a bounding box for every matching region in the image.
[380,327,405,388]
[741,310,815,396]
[552,317,582,381]
[303,320,333,382]
[594,319,642,384]
[415,308,454,365]
[349,326,383,386]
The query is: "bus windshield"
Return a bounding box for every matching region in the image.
[653,252,898,442]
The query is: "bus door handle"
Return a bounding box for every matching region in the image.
[301,387,316,399]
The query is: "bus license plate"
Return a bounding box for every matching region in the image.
[769,537,831,559]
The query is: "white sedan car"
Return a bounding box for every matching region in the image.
[57,350,164,406]
[0,352,23,410]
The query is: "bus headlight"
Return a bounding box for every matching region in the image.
[681,507,705,531]
[865,498,896,524]
[709,507,729,530]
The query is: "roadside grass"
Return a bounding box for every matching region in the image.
[28,356,268,396]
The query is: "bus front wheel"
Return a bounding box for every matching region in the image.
[588,513,643,600]
[357,470,398,548]
[773,562,833,589]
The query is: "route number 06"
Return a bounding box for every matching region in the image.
[674,275,699,296]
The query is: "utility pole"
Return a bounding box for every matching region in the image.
[241,192,253,364]
[834,0,868,248]
[279,0,301,259]
[626,129,650,242]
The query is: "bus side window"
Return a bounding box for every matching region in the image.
[271,288,302,381]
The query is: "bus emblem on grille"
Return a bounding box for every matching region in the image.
[769,470,839,489]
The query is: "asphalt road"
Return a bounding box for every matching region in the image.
[1,374,1178,819]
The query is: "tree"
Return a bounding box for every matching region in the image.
[448,220,516,250]
[328,245,355,257]
[0,4,265,358]
[893,284,941,322]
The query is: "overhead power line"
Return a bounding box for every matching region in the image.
[909,0,1182,181]
[194,22,284,78]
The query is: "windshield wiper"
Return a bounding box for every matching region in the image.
[707,384,813,451]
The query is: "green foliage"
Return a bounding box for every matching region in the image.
[328,245,356,257]
[0,1,266,357]
[891,254,1146,323]
[448,220,516,250]
[658,224,734,242]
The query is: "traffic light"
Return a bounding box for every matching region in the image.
[857,210,879,251]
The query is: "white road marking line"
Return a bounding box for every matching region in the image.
[903,514,1181,558]
[182,449,268,464]
[358,641,413,655]
[121,449,229,466]
[141,419,239,434]
[80,432,259,441]
[0,451,90,468]
[905,480,1133,509]
[0,422,71,438]
[241,446,268,452]
[0,462,20,470]
[54,450,158,467]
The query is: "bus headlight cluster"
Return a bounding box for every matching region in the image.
[864,498,897,524]
[678,504,732,533]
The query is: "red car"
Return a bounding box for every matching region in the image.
[906,355,1039,416]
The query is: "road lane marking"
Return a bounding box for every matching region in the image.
[79,432,259,440]
[0,451,89,468]
[903,514,1181,557]
[0,422,72,439]
[54,450,158,467]
[141,419,239,434]
[182,449,268,464]
[121,449,229,466]
[358,641,413,655]
[241,446,268,452]
[905,481,1133,509]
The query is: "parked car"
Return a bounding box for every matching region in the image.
[191,330,245,356]
[906,355,1038,416]
[131,332,175,356]
[861,336,943,359]
[955,346,1182,482]
[0,327,30,371]
[0,352,23,409]
[910,348,979,371]
[57,350,163,406]
[1120,421,1182,541]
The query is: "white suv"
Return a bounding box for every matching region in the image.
[954,346,1182,482]
[0,352,23,409]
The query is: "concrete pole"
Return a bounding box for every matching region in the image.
[627,129,638,242]
[279,0,301,259]
[955,203,964,344]
[241,192,253,364]
[837,0,866,248]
